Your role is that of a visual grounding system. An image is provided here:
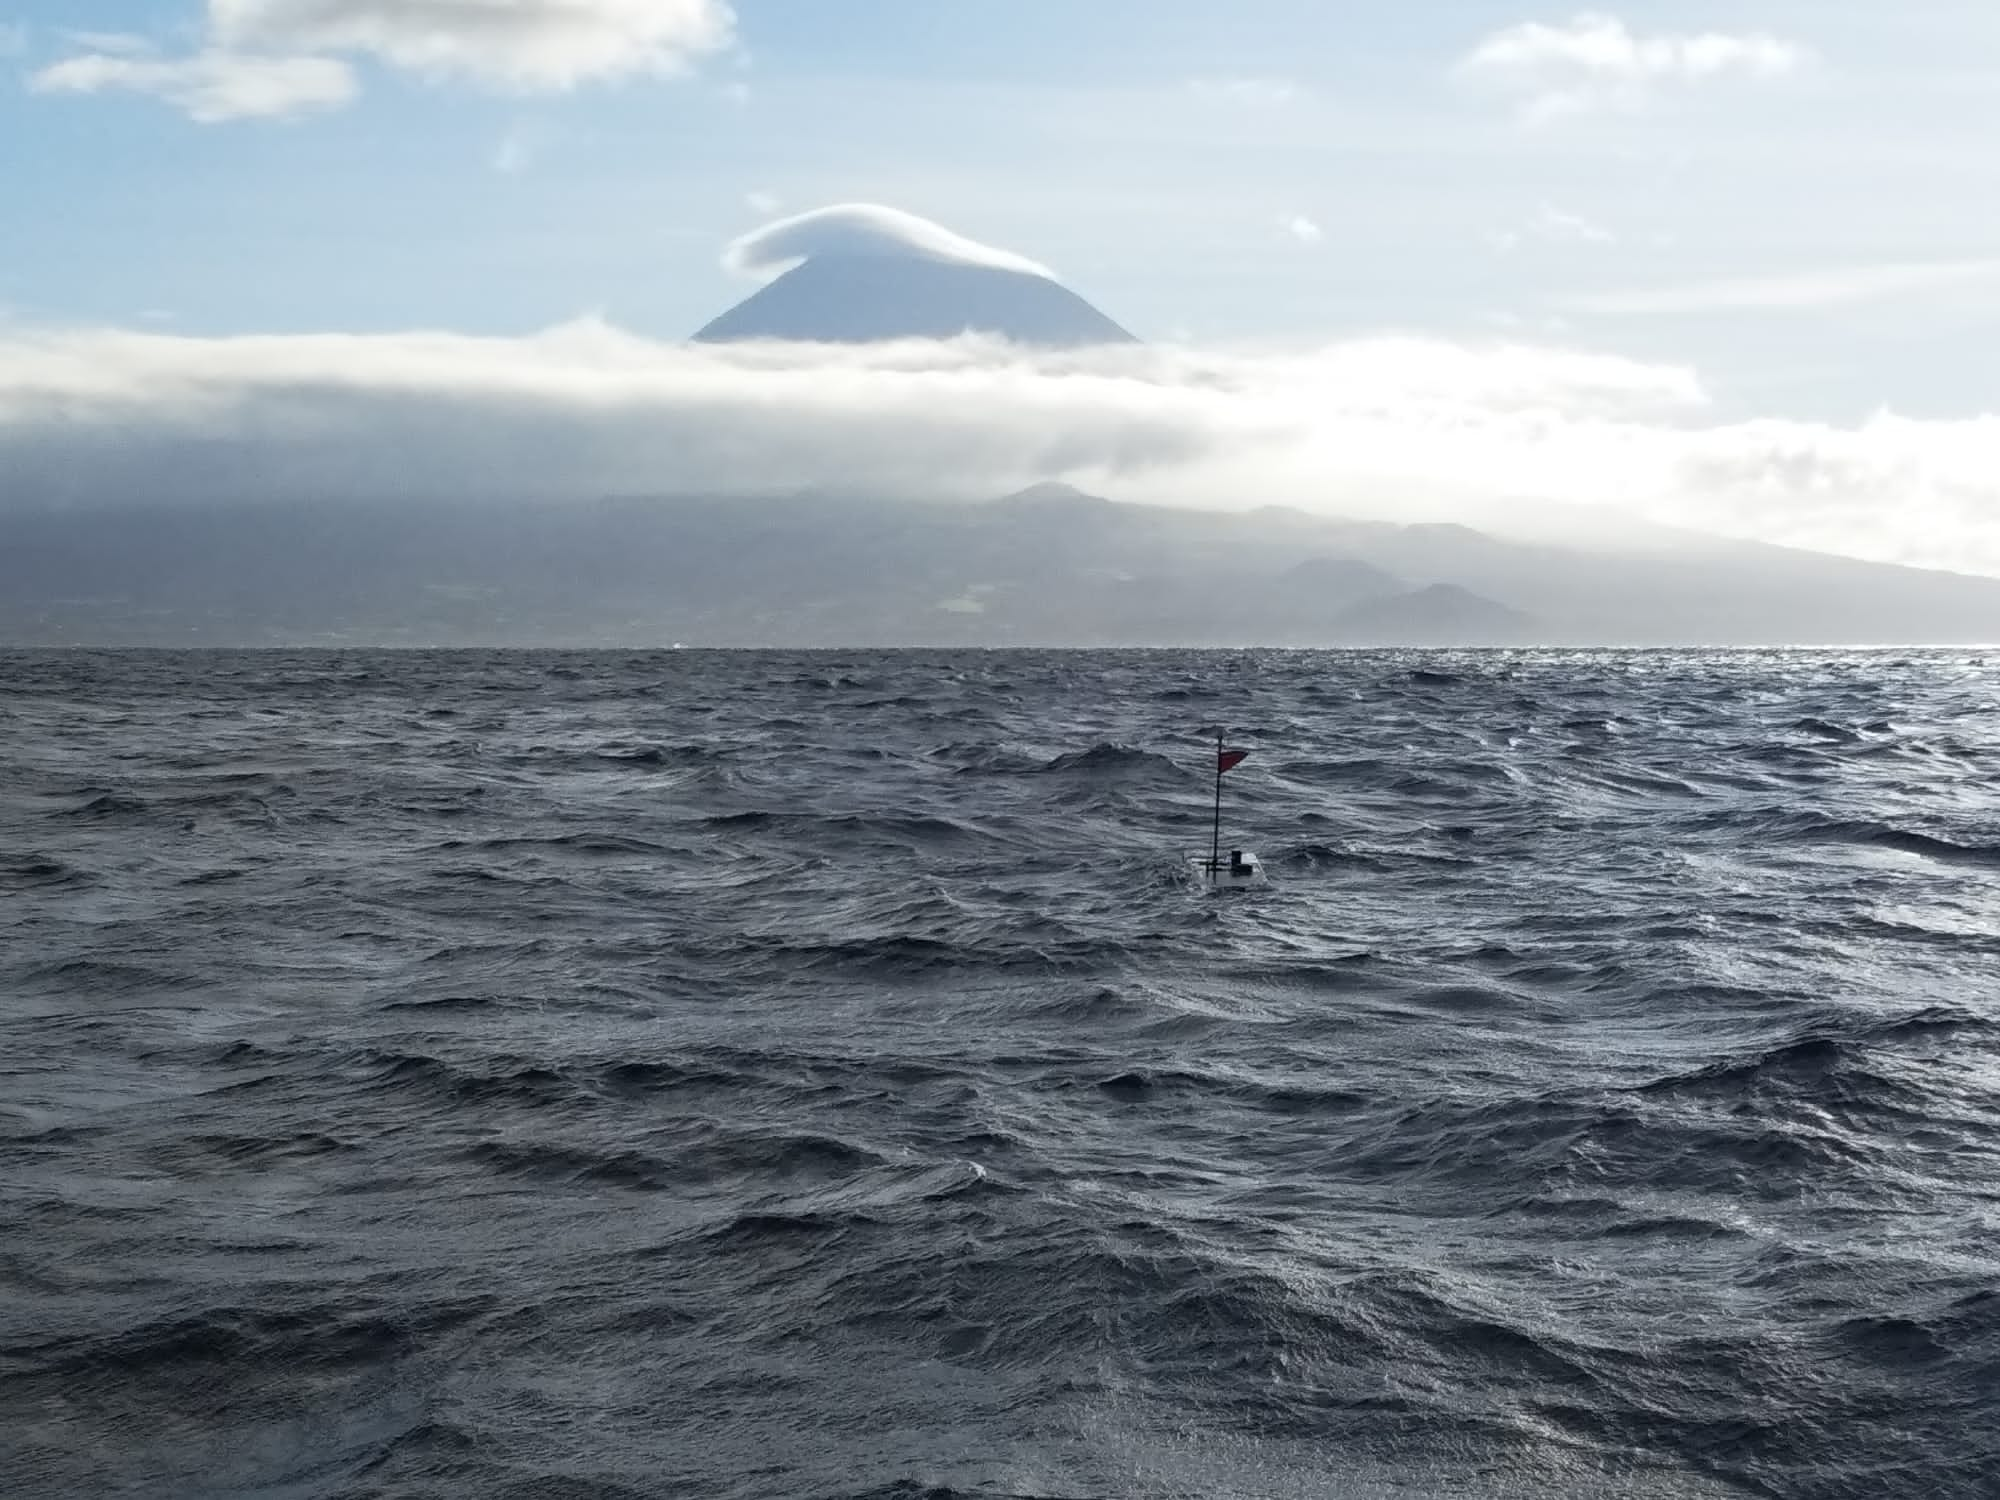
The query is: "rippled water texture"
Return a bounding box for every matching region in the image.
[4,648,1998,1499]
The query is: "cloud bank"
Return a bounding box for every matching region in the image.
[723,204,1056,282]
[33,0,735,120]
[1459,13,1807,121]
[3,318,1998,577]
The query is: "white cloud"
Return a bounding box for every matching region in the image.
[1654,413,2000,573]
[724,204,1056,281]
[745,189,782,216]
[6,317,2000,575]
[1189,76,1302,108]
[1534,204,1615,245]
[1491,203,1616,253]
[1459,13,1807,121]
[62,30,153,56]
[1572,257,2000,315]
[1281,214,1323,245]
[211,0,736,90]
[491,120,549,175]
[34,0,734,122]
[31,49,357,123]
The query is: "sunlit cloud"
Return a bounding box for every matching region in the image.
[1534,204,1614,246]
[1459,13,1808,121]
[1490,204,1617,253]
[33,0,735,122]
[31,49,357,123]
[1188,76,1303,108]
[211,0,736,90]
[1281,214,1324,246]
[61,30,154,55]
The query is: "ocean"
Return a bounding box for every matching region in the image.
[3,647,1996,1499]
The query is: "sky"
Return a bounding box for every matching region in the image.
[4,2,2000,574]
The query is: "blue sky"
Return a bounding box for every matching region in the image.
[4,3,2000,573]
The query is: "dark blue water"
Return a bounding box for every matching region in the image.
[3,649,1998,1499]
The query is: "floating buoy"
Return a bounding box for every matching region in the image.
[1191,730,1265,888]
[1193,847,1267,888]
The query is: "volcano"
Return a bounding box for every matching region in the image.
[693,203,1138,347]
[694,254,1137,346]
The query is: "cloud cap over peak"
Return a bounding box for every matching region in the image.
[724,204,1056,282]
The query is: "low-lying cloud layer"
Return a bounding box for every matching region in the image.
[3,318,1996,578]
[723,204,1057,281]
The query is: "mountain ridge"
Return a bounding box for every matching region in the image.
[3,484,1997,647]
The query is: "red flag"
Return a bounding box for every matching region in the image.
[1217,748,1248,774]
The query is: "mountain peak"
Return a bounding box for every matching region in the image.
[696,204,1137,347]
[989,481,1116,510]
[694,254,1136,347]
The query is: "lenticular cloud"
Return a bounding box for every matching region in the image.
[723,204,1056,282]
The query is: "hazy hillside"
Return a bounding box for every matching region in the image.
[4,484,1998,646]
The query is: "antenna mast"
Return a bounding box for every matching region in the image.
[1211,727,1225,874]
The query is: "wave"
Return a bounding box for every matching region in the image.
[459,1139,681,1191]
[347,1049,580,1109]
[1038,743,1182,777]
[434,832,676,858]
[930,741,1045,775]
[746,931,1114,979]
[497,741,735,773]
[1780,813,2000,865]
[51,790,150,823]
[1639,1008,1994,1113]
[0,854,94,890]
[702,810,980,847]
[180,1131,358,1168]
[1270,841,1384,872]
[8,1294,495,1386]
[20,957,201,996]
[1675,805,2000,865]
[1091,1066,1373,1116]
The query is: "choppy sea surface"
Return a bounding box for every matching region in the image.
[3,648,1998,1500]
